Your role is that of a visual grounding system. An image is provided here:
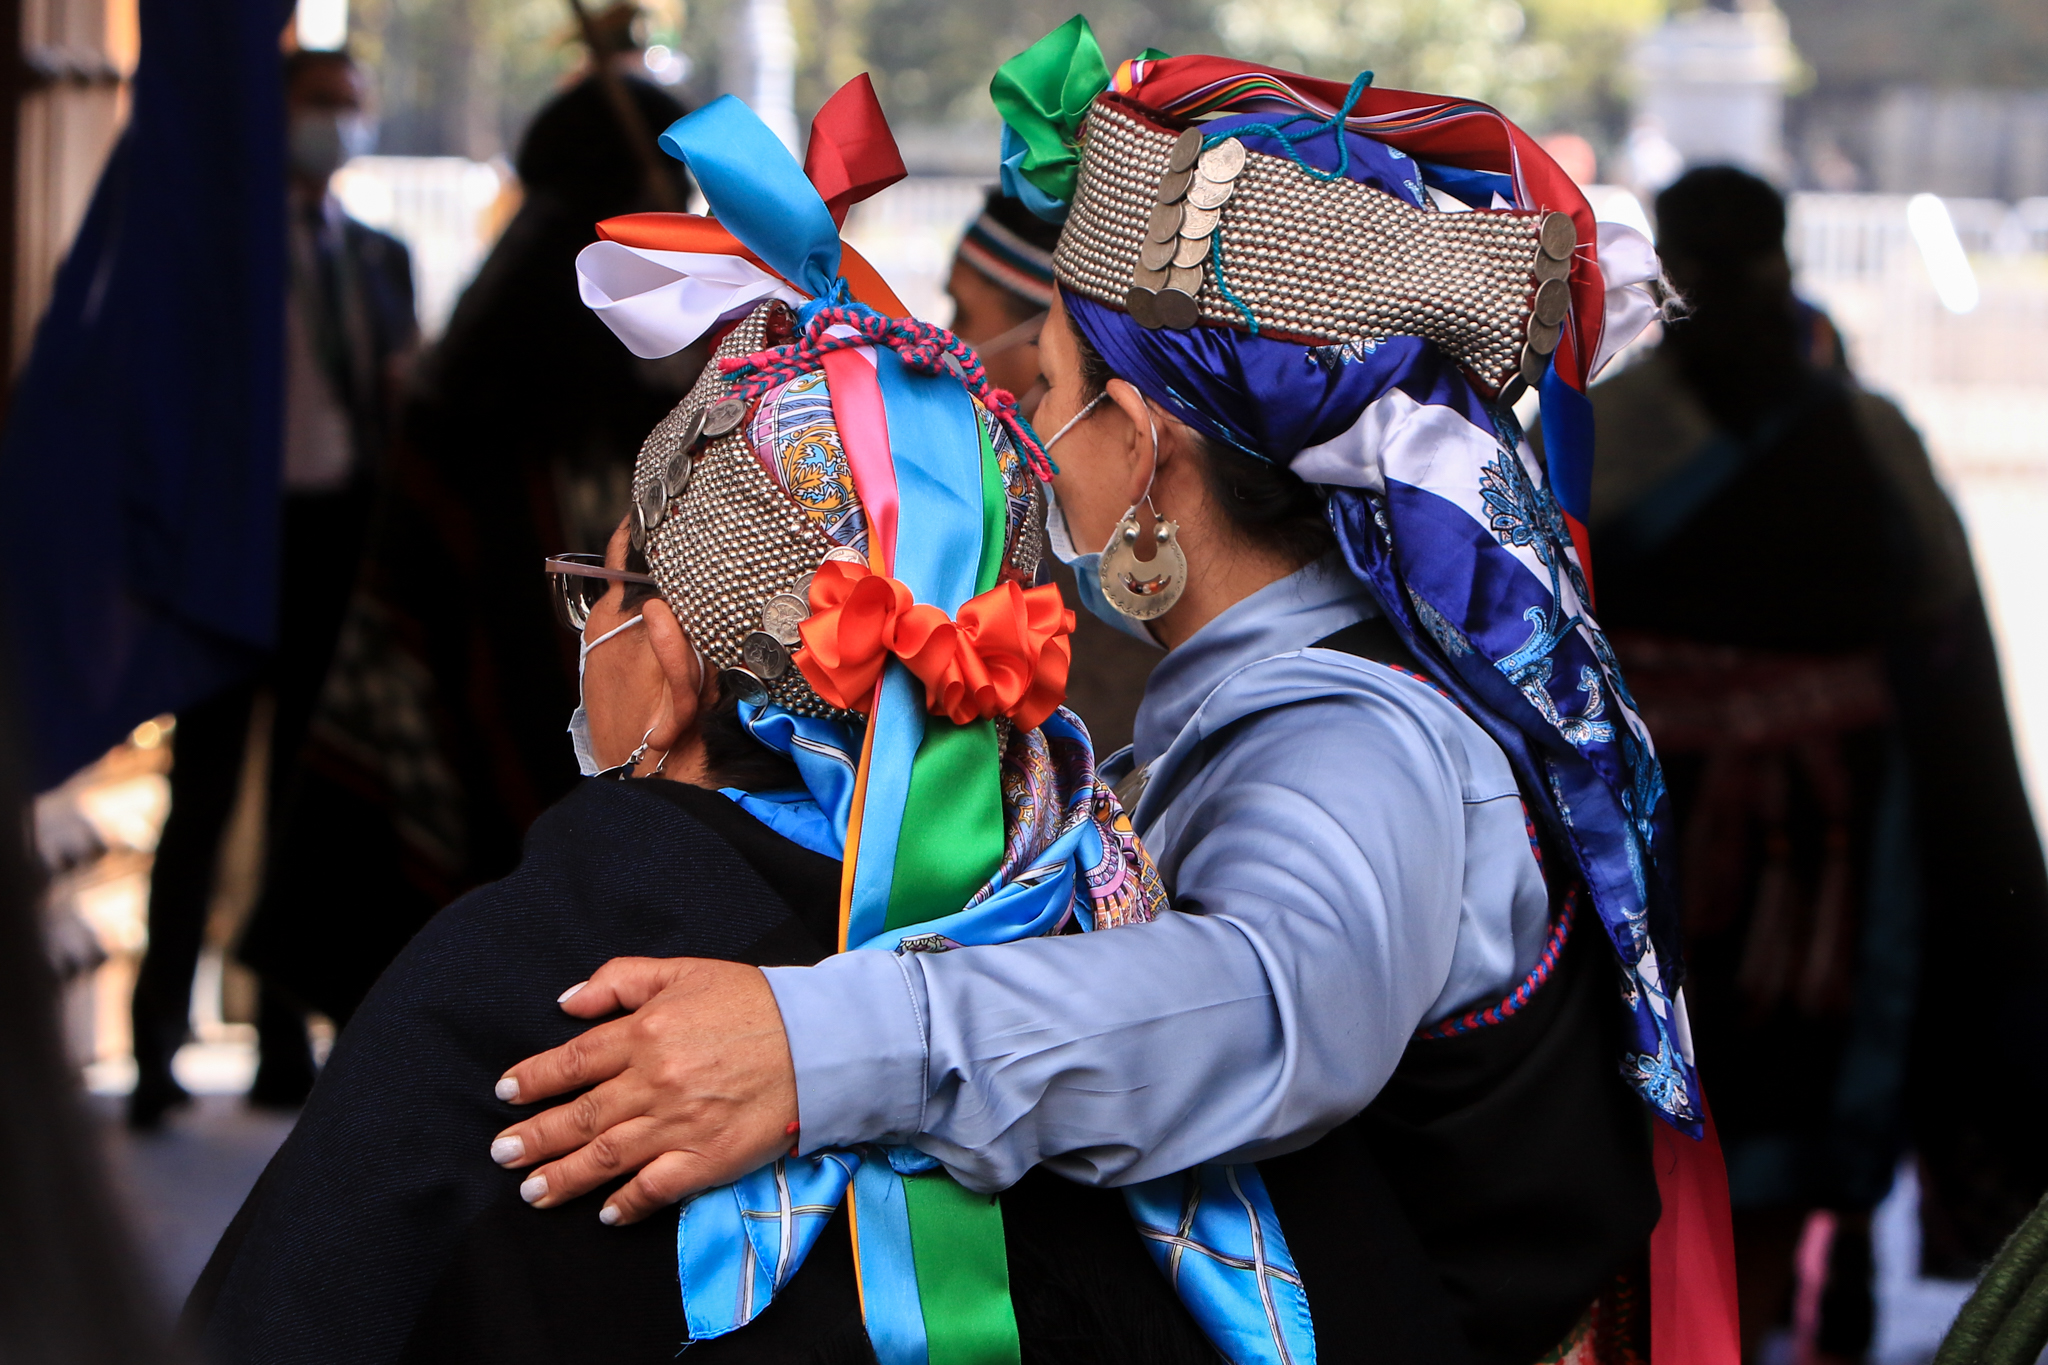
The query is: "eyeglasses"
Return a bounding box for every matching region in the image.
[544,553,658,632]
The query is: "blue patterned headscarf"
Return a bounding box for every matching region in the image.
[1064,103,1703,1135]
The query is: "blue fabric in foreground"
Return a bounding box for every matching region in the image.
[0,0,294,790]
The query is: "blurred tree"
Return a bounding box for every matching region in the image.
[1212,0,1663,139]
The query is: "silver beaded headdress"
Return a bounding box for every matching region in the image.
[1053,93,1581,394]
[627,299,1046,719]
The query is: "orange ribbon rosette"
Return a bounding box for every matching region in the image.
[794,559,1076,730]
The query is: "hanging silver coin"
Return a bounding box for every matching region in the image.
[1172,235,1211,269]
[1539,211,1576,261]
[1154,288,1200,329]
[1197,138,1247,181]
[663,447,694,497]
[630,499,650,553]
[1166,264,1205,296]
[1139,236,1178,272]
[1533,278,1570,327]
[680,405,709,451]
[702,396,749,438]
[1534,250,1571,284]
[762,592,810,645]
[1156,167,1193,204]
[1184,176,1232,211]
[822,546,867,566]
[1132,264,1170,292]
[740,631,791,680]
[636,481,667,537]
[1146,202,1183,244]
[1520,342,1551,385]
[1167,126,1203,174]
[1526,318,1563,355]
[1098,512,1187,620]
[791,571,816,603]
[1177,204,1221,238]
[719,667,770,706]
[1126,286,1163,329]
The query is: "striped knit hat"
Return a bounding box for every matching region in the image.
[955,188,1059,309]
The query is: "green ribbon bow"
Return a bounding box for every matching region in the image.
[989,15,1113,210]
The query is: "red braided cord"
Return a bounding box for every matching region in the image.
[717,305,1058,481]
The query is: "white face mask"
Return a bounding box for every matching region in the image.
[1036,391,1161,646]
[288,109,372,181]
[567,613,646,776]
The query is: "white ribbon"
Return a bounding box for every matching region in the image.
[574,241,808,359]
[1589,220,1663,381]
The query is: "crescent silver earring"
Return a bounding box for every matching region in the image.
[1097,406,1187,620]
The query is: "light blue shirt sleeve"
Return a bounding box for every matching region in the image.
[763,667,1547,1194]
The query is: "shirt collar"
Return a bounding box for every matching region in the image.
[1131,553,1379,767]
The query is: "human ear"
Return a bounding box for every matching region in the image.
[1104,378,1159,508]
[642,599,705,749]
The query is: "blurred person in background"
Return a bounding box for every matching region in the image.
[946,187,1158,755]
[129,47,417,1130]
[1586,165,2048,1361]
[234,65,696,1030]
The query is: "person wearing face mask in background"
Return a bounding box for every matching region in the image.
[945,188,1160,755]
[128,46,417,1129]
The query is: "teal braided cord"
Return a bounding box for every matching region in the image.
[1934,1192,2048,1365]
[1981,1262,2048,1365]
[1207,230,1258,335]
[1202,70,1375,184]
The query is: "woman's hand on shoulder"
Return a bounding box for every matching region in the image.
[487,957,799,1225]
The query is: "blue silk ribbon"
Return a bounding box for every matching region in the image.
[657,96,843,299]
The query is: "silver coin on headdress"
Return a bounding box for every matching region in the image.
[762,592,810,645]
[1539,211,1577,261]
[1125,286,1163,329]
[1533,278,1571,327]
[1146,202,1183,244]
[1172,235,1211,269]
[822,546,867,566]
[740,631,791,680]
[1166,126,1203,174]
[1132,264,1169,291]
[663,447,694,497]
[636,481,667,537]
[1166,265,1205,296]
[702,395,749,438]
[1153,288,1200,330]
[1196,138,1247,181]
[1184,176,1232,211]
[719,667,770,706]
[1156,167,1193,204]
[1139,236,1178,272]
[1177,204,1221,238]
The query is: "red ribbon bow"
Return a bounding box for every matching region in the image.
[794,559,1076,731]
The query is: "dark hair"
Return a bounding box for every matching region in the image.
[700,690,802,791]
[1065,304,1334,566]
[1654,165,1787,269]
[515,74,690,214]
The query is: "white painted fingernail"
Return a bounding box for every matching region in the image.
[519,1175,548,1204]
[495,1077,520,1103]
[599,1205,621,1226]
[557,980,588,1004]
[490,1136,524,1165]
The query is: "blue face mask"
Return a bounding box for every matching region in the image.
[1029,392,1161,648]
[567,613,646,776]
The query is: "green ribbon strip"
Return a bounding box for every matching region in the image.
[989,15,1111,210]
[903,1171,1022,1365]
[882,419,1009,931]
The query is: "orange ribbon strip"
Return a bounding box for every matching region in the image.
[795,559,1076,731]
